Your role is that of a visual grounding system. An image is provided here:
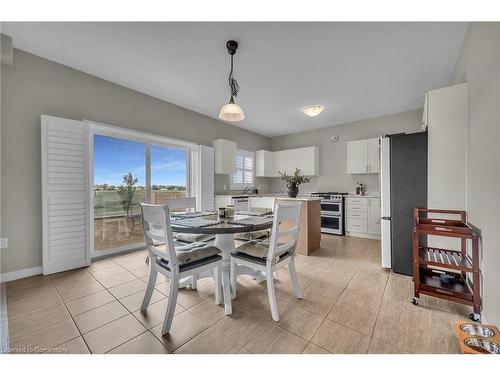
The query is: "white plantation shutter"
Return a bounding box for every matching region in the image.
[230,149,254,188]
[41,115,90,275]
[196,145,214,211]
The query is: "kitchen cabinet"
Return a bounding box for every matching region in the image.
[255,146,318,177]
[347,138,379,174]
[272,150,287,176]
[255,150,273,177]
[345,196,380,239]
[213,139,237,175]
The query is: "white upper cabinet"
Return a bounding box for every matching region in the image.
[255,150,273,177]
[347,137,379,174]
[347,139,368,174]
[255,146,319,177]
[367,138,380,173]
[213,138,237,175]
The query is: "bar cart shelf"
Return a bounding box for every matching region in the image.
[412,208,481,321]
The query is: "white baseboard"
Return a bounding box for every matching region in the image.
[0,266,42,283]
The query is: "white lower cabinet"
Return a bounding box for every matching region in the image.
[345,196,380,239]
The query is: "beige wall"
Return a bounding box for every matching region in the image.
[0,49,270,274]
[268,109,423,194]
[449,23,500,325]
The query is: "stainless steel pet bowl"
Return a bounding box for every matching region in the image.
[464,338,500,354]
[460,323,495,338]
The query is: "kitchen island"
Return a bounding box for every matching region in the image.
[274,197,321,256]
[215,193,322,255]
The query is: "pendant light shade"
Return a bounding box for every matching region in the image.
[219,101,245,121]
[219,40,245,122]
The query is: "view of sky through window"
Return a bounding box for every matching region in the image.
[93,135,187,188]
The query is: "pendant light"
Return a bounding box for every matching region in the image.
[219,40,245,122]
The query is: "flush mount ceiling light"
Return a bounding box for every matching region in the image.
[303,105,325,117]
[219,40,245,122]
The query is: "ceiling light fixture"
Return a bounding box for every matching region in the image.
[303,105,325,117]
[219,40,245,122]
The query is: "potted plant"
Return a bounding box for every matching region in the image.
[278,168,311,198]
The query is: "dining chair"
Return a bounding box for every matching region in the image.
[230,202,303,321]
[234,196,275,242]
[140,203,222,335]
[164,197,215,243]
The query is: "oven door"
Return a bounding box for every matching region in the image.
[320,200,341,216]
[320,214,343,235]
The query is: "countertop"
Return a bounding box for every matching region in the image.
[215,193,321,201]
[346,194,380,198]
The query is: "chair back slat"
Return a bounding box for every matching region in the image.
[140,203,178,266]
[267,202,303,261]
[163,197,196,211]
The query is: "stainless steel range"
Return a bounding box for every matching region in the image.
[310,192,347,235]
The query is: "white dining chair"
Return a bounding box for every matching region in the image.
[164,197,196,212]
[230,202,303,321]
[234,196,275,242]
[140,203,222,335]
[164,197,215,242]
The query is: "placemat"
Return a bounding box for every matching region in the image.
[229,217,274,226]
[235,210,270,217]
[173,217,222,228]
[171,211,216,220]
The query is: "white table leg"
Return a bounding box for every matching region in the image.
[214,233,235,315]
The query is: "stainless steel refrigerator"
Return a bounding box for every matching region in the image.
[380,132,427,276]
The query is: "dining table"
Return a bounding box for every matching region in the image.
[170,213,274,315]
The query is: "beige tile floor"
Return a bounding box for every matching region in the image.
[4,235,470,354]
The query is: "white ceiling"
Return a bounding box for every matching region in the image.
[2,22,468,137]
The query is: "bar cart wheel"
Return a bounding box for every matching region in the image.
[469,313,481,322]
[411,297,419,305]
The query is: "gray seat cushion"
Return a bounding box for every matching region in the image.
[174,233,215,243]
[234,240,271,258]
[234,229,270,241]
[154,242,221,266]
[158,254,222,272]
[232,251,291,266]
[234,239,291,260]
[175,243,221,264]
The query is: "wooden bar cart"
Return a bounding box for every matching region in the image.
[412,208,481,321]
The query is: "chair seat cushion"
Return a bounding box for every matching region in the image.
[175,243,221,265]
[159,254,222,272]
[154,242,221,266]
[174,233,215,243]
[232,251,291,266]
[234,230,270,241]
[234,240,270,259]
[234,239,291,259]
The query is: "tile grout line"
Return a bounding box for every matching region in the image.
[301,239,378,353]
[46,276,94,354]
[366,258,391,352]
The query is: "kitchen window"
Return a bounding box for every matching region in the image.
[230,149,254,189]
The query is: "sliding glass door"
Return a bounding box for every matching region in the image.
[150,144,189,207]
[92,132,191,256]
[93,135,146,253]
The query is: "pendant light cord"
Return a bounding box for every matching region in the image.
[228,53,240,101]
